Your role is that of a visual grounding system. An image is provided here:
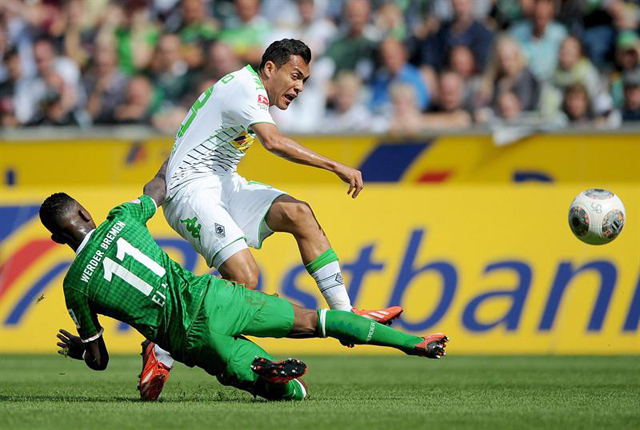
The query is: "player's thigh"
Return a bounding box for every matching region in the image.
[205,278,295,338]
[225,174,286,249]
[164,180,247,268]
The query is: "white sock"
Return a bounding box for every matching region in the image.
[153,344,175,368]
[309,260,352,311]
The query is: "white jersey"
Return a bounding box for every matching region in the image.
[167,65,275,192]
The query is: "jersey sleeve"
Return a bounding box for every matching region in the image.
[108,195,158,224]
[224,78,275,131]
[64,285,103,343]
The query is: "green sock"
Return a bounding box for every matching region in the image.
[317,309,424,354]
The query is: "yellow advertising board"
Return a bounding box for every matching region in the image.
[2,133,640,189]
[1,185,638,355]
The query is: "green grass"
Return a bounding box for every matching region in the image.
[1,355,638,430]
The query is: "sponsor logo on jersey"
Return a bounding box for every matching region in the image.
[214,223,226,238]
[180,217,202,242]
[258,95,269,107]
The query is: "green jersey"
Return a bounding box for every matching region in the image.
[63,195,209,359]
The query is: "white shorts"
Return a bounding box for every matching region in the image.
[163,173,285,268]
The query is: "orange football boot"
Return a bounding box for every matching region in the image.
[411,333,449,359]
[352,306,403,325]
[138,340,171,401]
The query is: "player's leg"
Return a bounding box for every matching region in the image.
[187,300,307,401]
[139,177,249,400]
[217,248,260,289]
[217,336,308,401]
[301,307,448,358]
[265,194,402,323]
[227,177,402,324]
[228,284,448,358]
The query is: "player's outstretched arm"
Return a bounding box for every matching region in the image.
[143,158,168,206]
[56,329,109,371]
[252,123,364,198]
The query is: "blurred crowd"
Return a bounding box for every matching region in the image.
[1,0,640,135]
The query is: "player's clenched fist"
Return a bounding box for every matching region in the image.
[334,164,364,199]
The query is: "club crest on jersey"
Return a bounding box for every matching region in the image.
[180,217,202,242]
[231,132,254,152]
[214,223,226,238]
[258,94,269,108]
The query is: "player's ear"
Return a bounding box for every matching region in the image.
[264,60,275,77]
[79,207,93,223]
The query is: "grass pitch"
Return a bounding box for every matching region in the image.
[1,354,638,430]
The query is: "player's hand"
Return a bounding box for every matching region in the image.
[56,329,85,360]
[334,164,364,198]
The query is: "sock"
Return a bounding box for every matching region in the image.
[317,309,424,354]
[305,248,352,311]
[255,378,306,401]
[153,344,175,368]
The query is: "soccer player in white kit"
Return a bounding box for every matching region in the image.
[138,39,403,400]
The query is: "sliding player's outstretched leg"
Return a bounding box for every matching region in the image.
[316,309,449,358]
[265,195,403,324]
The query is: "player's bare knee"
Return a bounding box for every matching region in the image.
[235,267,259,289]
[286,201,317,232]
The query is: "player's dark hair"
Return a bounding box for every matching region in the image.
[39,192,76,232]
[259,39,311,71]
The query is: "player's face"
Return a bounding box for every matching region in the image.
[270,55,310,110]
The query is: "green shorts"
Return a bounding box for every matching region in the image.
[184,277,295,391]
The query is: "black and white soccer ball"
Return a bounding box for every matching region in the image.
[568,189,626,245]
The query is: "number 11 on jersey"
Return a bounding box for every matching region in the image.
[103,238,168,307]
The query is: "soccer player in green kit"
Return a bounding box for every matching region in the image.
[42,164,449,401]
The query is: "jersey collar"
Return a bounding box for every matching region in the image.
[75,229,95,255]
[246,64,259,76]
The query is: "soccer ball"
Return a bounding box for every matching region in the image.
[568,189,626,245]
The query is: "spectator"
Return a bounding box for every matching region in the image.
[482,36,540,112]
[25,71,79,126]
[197,41,242,84]
[370,38,430,113]
[218,0,272,66]
[61,0,102,70]
[103,2,159,76]
[561,82,596,126]
[178,0,218,69]
[622,69,640,121]
[84,44,129,124]
[374,2,407,40]
[267,0,337,58]
[448,44,483,110]
[150,34,191,107]
[0,48,30,126]
[552,36,601,101]
[33,38,82,107]
[422,70,472,128]
[495,90,523,121]
[419,0,495,73]
[539,34,615,119]
[114,75,158,124]
[323,0,378,79]
[509,0,568,81]
[610,31,640,109]
[323,72,374,133]
[387,83,424,136]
